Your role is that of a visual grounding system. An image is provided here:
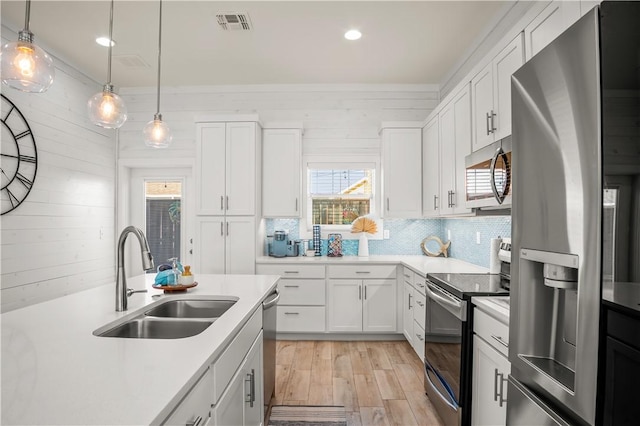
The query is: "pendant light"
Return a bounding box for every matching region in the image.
[144,0,172,148]
[87,0,127,129]
[1,0,55,92]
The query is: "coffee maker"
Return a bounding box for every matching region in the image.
[269,230,289,257]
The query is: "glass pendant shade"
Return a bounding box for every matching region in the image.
[1,31,55,93]
[143,114,172,148]
[88,85,127,129]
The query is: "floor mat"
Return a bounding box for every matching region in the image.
[268,405,347,426]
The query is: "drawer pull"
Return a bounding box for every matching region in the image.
[356,271,371,274]
[284,312,300,315]
[283,271,300,274]
[415,333,424,341]
[416,282,425,288]
[283,285,300,288]
[491,334,509,348]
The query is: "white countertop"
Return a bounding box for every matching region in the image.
[256,255,490,276]
[472,295,510,325]
[1,274,279,426]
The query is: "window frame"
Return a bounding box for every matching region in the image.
[301,154,382,240]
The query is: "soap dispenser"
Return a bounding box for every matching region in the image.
[179,265,194,285]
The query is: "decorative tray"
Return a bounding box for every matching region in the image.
[152,282,198,293]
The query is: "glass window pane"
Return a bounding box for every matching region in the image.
[308,168,373,226]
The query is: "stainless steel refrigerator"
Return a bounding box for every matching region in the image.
[509,2,640,425]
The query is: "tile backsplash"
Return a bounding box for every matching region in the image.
[265,216,511,268]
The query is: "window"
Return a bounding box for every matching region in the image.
[306,164,375,228]
[145,181,181,268]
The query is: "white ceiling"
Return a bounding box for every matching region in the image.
[1,1,511,89]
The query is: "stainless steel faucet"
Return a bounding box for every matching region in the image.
[116,226,155,311]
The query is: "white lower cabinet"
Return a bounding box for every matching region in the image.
[162,308,263,426]
[472,307,511,425]
[403,280,415,345]
[213,332,263,426]
[163,367,212,426]
[328,277,396,332]
[256,264,326,333]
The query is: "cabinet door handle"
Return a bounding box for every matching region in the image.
[434,195,438,210]
[491,334,509,348]
[283,270,299,274]
[284,312,299,315]
[220,196,224,211]
[387,197,390,211]
[450,191,456,207]
[494,369,508,407]
[187,416,203,426]
[295,197,298,212]
[220,222,223,236]
[283,284,300,288]
[486,112,492,135]
[364,286,367,300]
[226,221,229,236]
[245,368,256,407]
[359,285,362,300]
[225,195,229,210]
[408,293,413,309]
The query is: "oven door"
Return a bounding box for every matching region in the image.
[424,281,466,426]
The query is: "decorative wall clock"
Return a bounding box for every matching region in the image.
[1,94,38,215]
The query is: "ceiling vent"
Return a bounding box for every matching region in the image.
[113,54,150,69]
[216,12,252,31]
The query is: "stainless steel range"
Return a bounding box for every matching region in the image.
[423,271,509,426]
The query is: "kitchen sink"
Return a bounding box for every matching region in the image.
[144,299,236,319]
[94,296,239,339]
[96,317,213,339]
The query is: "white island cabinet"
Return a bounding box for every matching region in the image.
[0,273,278,425]
[471,298,510,426]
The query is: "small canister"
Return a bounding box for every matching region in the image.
[327,233,343,257]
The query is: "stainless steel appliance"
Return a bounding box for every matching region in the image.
[464,136,512,208]
[262,288,279,419]
[269,230,288,257]
[509,2,640,424]
[423,272,509,425]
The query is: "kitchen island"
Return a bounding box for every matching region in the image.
[1,273,279,425]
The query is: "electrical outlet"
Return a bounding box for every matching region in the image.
[99,227,104,240]
[383,229,390,239]
[447,229,451,240]
[476,231,481,244]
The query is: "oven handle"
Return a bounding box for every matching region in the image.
[425,282,467,322]
[424,361,458,410]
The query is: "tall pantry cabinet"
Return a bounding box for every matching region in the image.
[195,118,262,274]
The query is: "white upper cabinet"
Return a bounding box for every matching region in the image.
[381,126,422,218]
[524,0,581,61]
[262,127,302,218]
[471,33,524,151]
[422,116,440,217]
[196,121,259,216]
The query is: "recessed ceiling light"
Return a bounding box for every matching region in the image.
[96,37,115,47]
[344,29,362,41]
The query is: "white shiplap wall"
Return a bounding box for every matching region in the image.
[118,84,439,159]
[1,31,116,312]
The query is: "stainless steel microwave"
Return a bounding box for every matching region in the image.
[464,137,512,208]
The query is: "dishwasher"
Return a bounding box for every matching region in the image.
[262,288,279,418]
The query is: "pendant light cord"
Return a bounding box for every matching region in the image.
[106,0,114,86]
[24,0,31,32]
[155,0,163,116]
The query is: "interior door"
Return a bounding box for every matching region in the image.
[128,167,193,277]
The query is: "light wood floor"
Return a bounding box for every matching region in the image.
[270,340,445,426]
